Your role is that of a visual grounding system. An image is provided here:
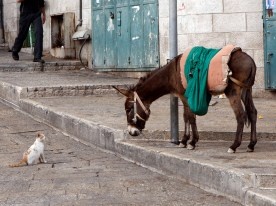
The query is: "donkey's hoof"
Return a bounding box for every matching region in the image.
[227,148,235,153]
[246,147,254,152]
[187,144,195,150]
[179,142,187,148]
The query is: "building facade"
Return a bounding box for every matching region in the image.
[1,0,275,97]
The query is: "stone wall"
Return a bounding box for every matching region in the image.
[45,0,92,65]
[2,0,92,66]
[2,0,275,96]
[159,0,272,97]
[2,0,19,49]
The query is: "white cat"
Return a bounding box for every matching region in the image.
[9,133,47,167]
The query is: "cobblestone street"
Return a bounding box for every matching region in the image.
[0,102,241,205]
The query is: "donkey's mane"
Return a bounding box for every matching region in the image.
[131,54,182,91]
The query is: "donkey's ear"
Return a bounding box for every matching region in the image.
[112,86,130,97]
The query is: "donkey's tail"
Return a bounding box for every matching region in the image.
[241,57,257,127]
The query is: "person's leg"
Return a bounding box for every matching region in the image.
[12,13,32,60]
[33,14,43,61]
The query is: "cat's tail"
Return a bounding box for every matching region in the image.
[9,159,27,167]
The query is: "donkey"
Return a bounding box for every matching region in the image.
[113,47,257,153]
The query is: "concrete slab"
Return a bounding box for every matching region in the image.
[0,71,135,105]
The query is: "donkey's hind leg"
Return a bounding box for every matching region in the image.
[242,89,257,152]
[225,87,246,153]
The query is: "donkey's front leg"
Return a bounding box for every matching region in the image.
[180,105,199,150]
[187,110,199,150]
[180,105,190,148]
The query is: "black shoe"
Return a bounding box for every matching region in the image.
[12,52,19,61]
[33,58,45,63]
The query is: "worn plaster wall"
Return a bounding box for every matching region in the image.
[159,0,273,97]
[2,0,19,49]
[45,0,91,65]
[2,0,91,64]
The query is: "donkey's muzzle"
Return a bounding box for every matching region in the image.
[128,125,141,136]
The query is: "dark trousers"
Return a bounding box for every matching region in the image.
[13,11,43,59]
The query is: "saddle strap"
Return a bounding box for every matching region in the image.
[229,76,250,89]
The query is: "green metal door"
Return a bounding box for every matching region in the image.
[264,0,276,89]
[92,9,105,67]
[143,1,159,67]
[92,0,159,71]
[116,5,130,67]
[130,4,143,68]
[92,0,116,68]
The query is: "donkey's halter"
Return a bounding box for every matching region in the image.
[131,91,149,123]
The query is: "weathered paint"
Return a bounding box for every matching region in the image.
[92,0,159,70]
[264,0,276,89]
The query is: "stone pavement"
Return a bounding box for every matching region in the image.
[0,48,275,205]
[0,102,241,206]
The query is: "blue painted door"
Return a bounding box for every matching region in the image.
[116,5,130,67]
[92,0,159,71]
[92,1,116,68]
[143,2,159,67]
[264,0,276,89]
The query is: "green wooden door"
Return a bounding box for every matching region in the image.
[92,9,105,67]
[130,4,143,68]
[92,0,159,71]
[92,1,116,68]
[143,2,159,67]
[116,5,130,67]
[264,0,276,89]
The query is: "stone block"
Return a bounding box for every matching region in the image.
[178,15,212,34]
[159,0,169,18]
[247,13,263,32]
[159,36,169,66]
[185,33,227,48]
[177,34,189,54]
[159,17,169,37]
[227,32,263,49]
[213,13,246,32]
[254,49,264,68]
[177,0,223,15]
[254,67,265,89]
[224,0,262,13]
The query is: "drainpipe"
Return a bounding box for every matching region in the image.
[75,0,83,31]
[169,0,179,144]
[0,0,5,43]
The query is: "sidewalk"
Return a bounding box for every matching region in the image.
[0,48,275,205]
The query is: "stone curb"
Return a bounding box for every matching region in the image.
[0,62,84,72]
[0,83,126,106]
[18,98,276,206]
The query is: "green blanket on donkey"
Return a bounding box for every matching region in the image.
[184,46,221,116]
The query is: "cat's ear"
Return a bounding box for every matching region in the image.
[37,132,45,140]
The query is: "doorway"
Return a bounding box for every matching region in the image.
[264,0,276,89]
[92,0,159,71]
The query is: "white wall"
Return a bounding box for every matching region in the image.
[159,0,267,96]
[3,0,19,49]
[2,0,271,95]
[45,0,91,65]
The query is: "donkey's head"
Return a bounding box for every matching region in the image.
[113,86,151,136]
